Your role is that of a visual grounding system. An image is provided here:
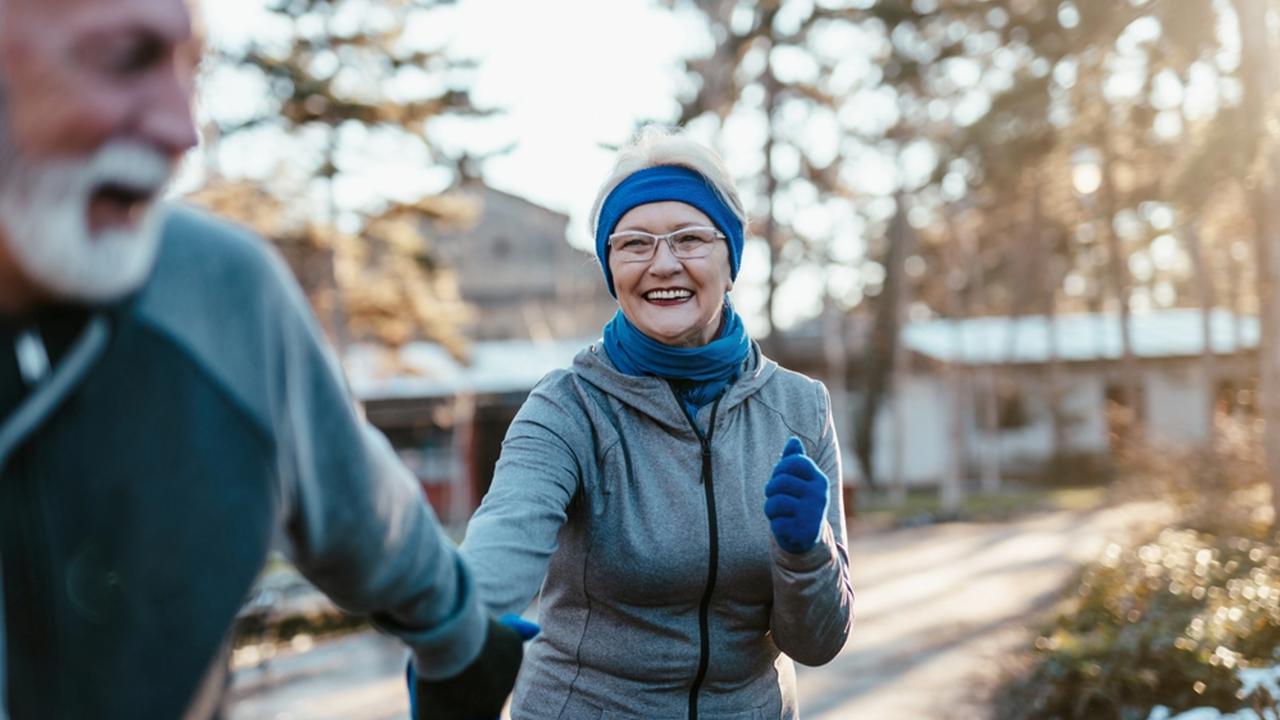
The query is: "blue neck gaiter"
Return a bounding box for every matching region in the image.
[603,298,750,417]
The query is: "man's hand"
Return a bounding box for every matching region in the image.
[764,437,830,554]
[406,614,539,720]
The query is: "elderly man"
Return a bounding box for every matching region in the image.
[0,0,523,718]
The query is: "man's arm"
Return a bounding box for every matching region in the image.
[264,244,489,681]
[145,205,496,680]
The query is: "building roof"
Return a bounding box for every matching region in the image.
[345,337,593,401]
[902,308,1259,366]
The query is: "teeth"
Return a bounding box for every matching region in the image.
[645,289,692,301]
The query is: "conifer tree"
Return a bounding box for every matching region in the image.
[194,0,488,354]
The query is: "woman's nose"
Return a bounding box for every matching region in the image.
[647,238,683,274]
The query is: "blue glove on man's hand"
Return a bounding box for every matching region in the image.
[406,614,539,720]
[764,437,830,554]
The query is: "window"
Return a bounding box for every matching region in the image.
[995,379,1030,430]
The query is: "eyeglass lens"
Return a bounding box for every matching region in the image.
[609,227,720,261]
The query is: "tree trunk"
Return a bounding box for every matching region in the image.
[1183,220,1218,450]
[1249,184,1280,523]
[761,64,781,348]
[1033,173,1067,462]
[1098,126,1141,433]
[320,7,350,352]
[888,194,914,506]
[1226,243,1245,359]
[968,225,1003,495]
[1234,0,1280,526]
[942,334,967,510]
[890,338,909,507]
[821,302,849,489]
[941,210,970,510]
[855,200,908,489]
[1224,241,1248,420]
[449,391,476,526]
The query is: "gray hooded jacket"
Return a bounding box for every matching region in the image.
[461,341,854,720]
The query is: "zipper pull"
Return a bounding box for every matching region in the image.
[15,328,50,385]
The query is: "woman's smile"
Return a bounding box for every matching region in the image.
[643,286,694,305]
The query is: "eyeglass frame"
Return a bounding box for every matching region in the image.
[606,225,727,263]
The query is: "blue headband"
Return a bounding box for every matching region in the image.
[594,165,744,298]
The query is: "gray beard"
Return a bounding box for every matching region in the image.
[0,93,171,304]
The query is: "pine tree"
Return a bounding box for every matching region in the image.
[192,0,489,355]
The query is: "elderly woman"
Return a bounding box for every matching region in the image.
[460,127,853,719]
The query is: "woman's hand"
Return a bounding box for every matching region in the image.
[764,437,830,554]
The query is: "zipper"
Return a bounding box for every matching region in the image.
[669,384,723,720]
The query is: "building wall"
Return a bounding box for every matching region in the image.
[1058,370,1109,453]
[965,368,1110,475]
[1144,362,1212,447]
[864,361,1218,486]
[421,185,616,341]
[871,374,953,486]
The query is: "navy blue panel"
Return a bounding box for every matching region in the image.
[2,312,278,719]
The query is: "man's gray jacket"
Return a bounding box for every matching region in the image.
[461,342,854,719]
[0,205,487,719]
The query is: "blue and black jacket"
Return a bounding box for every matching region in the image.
[0,205,487,719]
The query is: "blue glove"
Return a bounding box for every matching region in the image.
[406,614,540,720]
[495,614,540,641]
[764,437,830,554]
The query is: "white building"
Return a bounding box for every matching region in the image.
[876,309,1260,486]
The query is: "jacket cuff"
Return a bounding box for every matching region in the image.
[382,558,490,681]
[770,521,838,573]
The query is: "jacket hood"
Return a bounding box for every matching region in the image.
[570,339,779,432]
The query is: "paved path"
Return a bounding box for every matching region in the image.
[229,502,1166,720]
[796,502,1166,718]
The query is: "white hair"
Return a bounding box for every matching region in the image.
[589,126,747,237]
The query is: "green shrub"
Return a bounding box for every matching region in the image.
[994,526,1280,719]
[994,417,1280,719]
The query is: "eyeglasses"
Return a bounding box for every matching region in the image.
[607,226,725,263]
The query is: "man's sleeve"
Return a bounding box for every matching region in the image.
[262,244,487,681]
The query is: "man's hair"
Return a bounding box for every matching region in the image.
[589,125,748,236]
